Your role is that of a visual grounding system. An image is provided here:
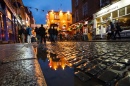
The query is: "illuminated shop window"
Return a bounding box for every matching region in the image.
[119,7,125,16]
[127,5,130,14]
[67,14,70,21]
[112,10,118,18]
[54,14,59,20]
[111,0,120,3]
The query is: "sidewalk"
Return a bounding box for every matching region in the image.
[0,43,47,86]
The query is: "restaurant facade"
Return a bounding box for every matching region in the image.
[94,0,130,37]
[0,0,35,43]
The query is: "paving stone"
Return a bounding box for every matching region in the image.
[98,69,119,83]
[111,63,126,71]
[116,74,130,86]
[75,71,91,82]
[118,59,130,65]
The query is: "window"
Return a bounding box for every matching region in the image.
[67,14,70,21]
[82,2,88,17]
[75,0,78,7]
[111,0,120,3]
[112,10,118,18]
[100,0,110,8]
[75,10,79,22]
[119,7,125,16]
[54,13,59,20]
[127,5,130,14]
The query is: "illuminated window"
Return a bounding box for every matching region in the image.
[112,10,118,18]
[127,5,130,14]
[119,7,125,16]
[67,14,70,21]
[54,13,59,20]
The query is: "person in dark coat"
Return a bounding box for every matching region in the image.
[38,24,46,44]
[35,27,40,44]
[110,22,115,39]
[48,26,54,43]
[114,22,121,39]
[53,27,58,42]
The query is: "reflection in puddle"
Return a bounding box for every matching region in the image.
[47,52,72,70]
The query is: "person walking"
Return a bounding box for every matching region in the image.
[114,22,121,39]
[26,26,32,43]
[106,24,111,40]
[39,24,46,44]
[21,26,26,43]
[59,32,63,41]
[35,27,40,44]
[54,27,58,42]
[83,25,88,41]
[48,26,54,43]
[110,22,115,40]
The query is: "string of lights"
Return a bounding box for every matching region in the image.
[26,6,44,12]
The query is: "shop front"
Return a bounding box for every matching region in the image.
[94,0,130,37]
[6,8,13,41]
[0,2,5,41]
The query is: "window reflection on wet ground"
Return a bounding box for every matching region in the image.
[35,45,74,86]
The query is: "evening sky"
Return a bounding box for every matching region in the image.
[22,0,72,24]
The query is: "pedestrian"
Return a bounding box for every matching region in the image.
[35,27,40,44]
[31,29,37,48]
[39,24,46,44]
[110,22,116,40]
[21,26,26,43]
[48,26,54,43]
[54,27,58,42]
[99,26,103,39]
[106,24,111,40]
[83,25,88,41]
[59,32,63,41]
[26,26,32,43]
[114,22,121,39]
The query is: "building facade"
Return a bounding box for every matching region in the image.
[72,0,100,24]
[46,10,72,31]
[94,0,130,37]
[0,0,35,43]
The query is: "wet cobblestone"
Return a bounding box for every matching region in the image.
[39,42,130,86]
[0,43,47,86]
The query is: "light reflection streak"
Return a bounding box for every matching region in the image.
[47,52,71,70]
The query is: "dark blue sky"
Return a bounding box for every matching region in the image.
[22,0,72,24]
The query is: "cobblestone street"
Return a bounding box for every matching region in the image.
[37,42,130,86]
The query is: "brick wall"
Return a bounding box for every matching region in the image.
[72,0,100,24]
